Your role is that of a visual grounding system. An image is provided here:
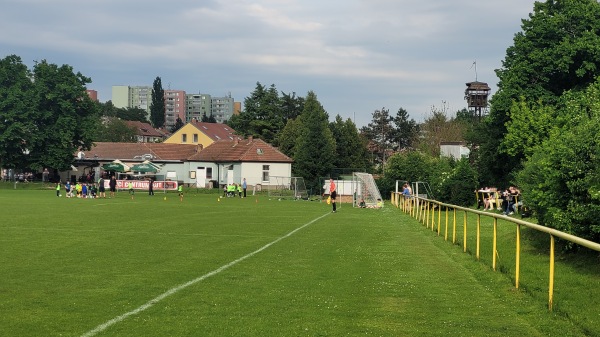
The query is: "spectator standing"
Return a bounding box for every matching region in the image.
[330,178,337,213]
[109,176,117,198]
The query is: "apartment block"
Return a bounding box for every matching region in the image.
[186,93,212,123]
[111,85,152,120]
[165,90,186,129]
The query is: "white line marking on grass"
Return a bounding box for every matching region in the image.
[80,212,330,337]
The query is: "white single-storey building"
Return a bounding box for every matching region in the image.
[67,137,292,190]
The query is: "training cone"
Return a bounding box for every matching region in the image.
[164,197,167,200]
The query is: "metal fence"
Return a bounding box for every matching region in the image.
[390,192,600,311]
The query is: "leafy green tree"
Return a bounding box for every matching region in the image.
[478,0,600,183]
[360,107,394,169]
[280,91,304,121]
[95,117,137,142]
[27,60,99,171]
[292,91,336,191]
[0,55,36,169]
[501,98,555,159]
[150,76,165,128]
[517,80,600,242]
[120,107,149,123]
[276,118,301,158]
[329,115,372,172]
[171,117,185,133]
[380,151,436,198]
[416,105,467,157]
[97,100,119,118]
[391,107,419,151]
[436,158,478,207]
[207,113,217,123]
[229,82,282,143]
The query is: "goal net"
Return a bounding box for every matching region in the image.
[352,172,383,208]
[268,176,309,200]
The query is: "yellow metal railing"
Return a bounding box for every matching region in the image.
[391,192,600,311]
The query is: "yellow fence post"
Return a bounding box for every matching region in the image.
[476,214,481,260]
[493,218,498,271]
[549,235,555,311]
[431,203,435,232]
[516,224,521,289]
[452,208,457,244]
[437,204,441,236]
[444,206,449,241]
[423,201,431,228]
[463,211,468,253]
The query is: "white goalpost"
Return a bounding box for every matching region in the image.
[268,176,309,200]
[352,172,383,208]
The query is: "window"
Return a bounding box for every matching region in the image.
[182,134,187,143]
[262,165,270,182]
[193,134,198,143]
[206,167,213,179]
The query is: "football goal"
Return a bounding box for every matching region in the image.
[352,172,383,208]
[268,176,309,200]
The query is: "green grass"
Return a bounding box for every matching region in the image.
[0,190,598,336]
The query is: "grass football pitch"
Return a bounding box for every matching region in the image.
[0,189,597,336]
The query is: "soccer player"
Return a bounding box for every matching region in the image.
[330,178,337,213]
[128,181,134,200]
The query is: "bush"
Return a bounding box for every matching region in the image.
[517,113,600,242]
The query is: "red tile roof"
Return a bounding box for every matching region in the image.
[188,138,293,163]
[190,121,236,141]
[83,142,201,161]
[124,121,166,138]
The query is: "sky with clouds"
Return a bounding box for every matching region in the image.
[1,0,537,127]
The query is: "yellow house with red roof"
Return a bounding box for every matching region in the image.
[163,121,236,148]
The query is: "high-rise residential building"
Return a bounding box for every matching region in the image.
[211,94,235,123]
[86,89,98,101]
[113,85,240,125]
[186,93,212,122]
[111,85,153,120]
[111,86,130,109]
[164,90,186,129]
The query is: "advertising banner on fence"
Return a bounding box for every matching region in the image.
[102,180,178,191]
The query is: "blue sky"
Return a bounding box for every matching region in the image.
[1,0,537,127]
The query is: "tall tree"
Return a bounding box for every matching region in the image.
[95,117,137,142]
[391,107,419,151]
[150,76,165,128]
[28,60,98,171]
[416,103,467,157]
[0,55,36,169]
[292,91,336,191]
[120,107,149,123]
[171,116,185,133]
[477,0,600,183]
[330,115,372,172]
[280,91,304,121]
[360,107,394,170]
[229,82,302,144]
[516,80,600,242]
[276,118,301,158]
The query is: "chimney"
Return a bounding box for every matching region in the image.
[233,137,239,146]
[247,135,253,144]
[196,144,203,153]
